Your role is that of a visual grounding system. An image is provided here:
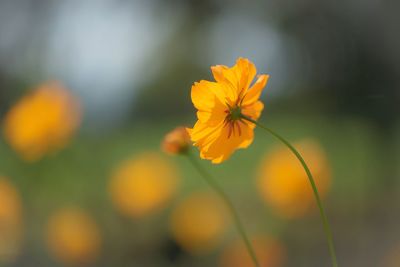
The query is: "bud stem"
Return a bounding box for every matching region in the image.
[185,152,260,267]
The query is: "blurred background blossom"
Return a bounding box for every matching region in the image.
[169,191,229,255]
[382,244,400,267]
[46,207,101,266]
[0,177,23,264]
[3,81,81,161]
[0,0,399,266]
[257,139,331,219]
[109,152,180,218]
[219,236,286,267]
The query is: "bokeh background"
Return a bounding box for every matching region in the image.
[0,0,399,266]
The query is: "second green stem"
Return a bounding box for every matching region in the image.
[186,152,260,267]
[242,115,339,267]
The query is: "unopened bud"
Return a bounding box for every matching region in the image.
[162,127,191,155]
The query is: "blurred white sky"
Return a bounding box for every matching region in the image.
[45,0,183,127]
[0,0,293,128]
[202,10,298,99]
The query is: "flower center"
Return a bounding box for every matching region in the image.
[229,106,242,121]
[224,105,244,138]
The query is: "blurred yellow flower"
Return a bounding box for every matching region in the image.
[162,126,191,155]
[0,177,23,263]
[169,191,229,254]
[109,152,180,218]
[381,244,400,267]
[46,207,101,265]
[3,81,81,161]
[219,236,286,267]
[257,139,331,219]
[188,58,269,164]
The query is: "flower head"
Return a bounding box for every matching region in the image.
[257,139,331,219]
[162,127,191,155]
[109,152,180,218]
[188,58,269,163]
[169,191,229,254]
[46,207,101,265]
[3,81,81,161]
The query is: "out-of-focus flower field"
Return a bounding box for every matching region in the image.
[0,1,399,266]
[0,103,399,266]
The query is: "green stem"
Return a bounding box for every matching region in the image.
[241,115,339,267]
[185,152,260,267]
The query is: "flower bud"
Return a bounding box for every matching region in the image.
[162,127,191,155]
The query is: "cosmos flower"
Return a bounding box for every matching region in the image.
[109,152,180,218]
[46,207,101,265]
[257,139,331,219]
[3,81,81,161]
[169,191,229,254]
[188,58,269,163]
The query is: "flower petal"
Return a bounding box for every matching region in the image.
[189,120,224,148]
[234,58,257,93]
[191,81,227,126]
[196,108,226,126]
[211,58,258,104]
[199,121,254,164]
[191,80,226,111]
[211,65,238,88]
[211,65,240,103]
[242,101,264,122]
[243,74,269,106]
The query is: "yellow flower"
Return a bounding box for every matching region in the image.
[162,127,191,155]
[109,152,180,218]
[219,236,286,267]
[169,191,229,254]
[46,207,101,265]
[188,58,269,163]
[257,139,331,219]
[0,177,23,263]
[3,81,81,161]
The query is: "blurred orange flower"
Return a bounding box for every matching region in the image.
[0,177,23,263]
[169,191,229,254]
[46,207,101,265]
[219,236,286,267]
[188,58,269,164]
[3,81,81,161]
[381,244,400,267]
[257,139,331,219]
[109,152,180,218]
[162,126,191,155]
